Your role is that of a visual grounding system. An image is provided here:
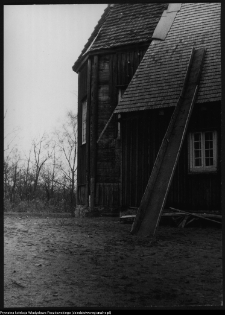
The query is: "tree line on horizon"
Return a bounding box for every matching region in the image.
[4,111,77,217]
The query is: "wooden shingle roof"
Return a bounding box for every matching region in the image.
[115,3,221,113]
[73,3,168,72]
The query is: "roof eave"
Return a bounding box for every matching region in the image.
[72,4,113,73]
[72,40,152,73]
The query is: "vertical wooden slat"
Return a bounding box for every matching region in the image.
[129,119,132,206]
[90,55,98,211]
[129,50,134,79]
[117,53,121,86]
[130,119,134,206]
[120,114,123,207]
[135,118,139,206]
[124,119,128,205]
[109,54,114,107]
[86,58,91,205]
[77,71,81,185]
[77,71,82,203]
[113,53,118,104]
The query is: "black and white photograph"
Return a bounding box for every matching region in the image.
[4,3,222,309]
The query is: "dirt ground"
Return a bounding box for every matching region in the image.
[4,213,222,309]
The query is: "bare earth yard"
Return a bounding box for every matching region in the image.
[4,213,222,308]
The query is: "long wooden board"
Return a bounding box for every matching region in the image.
[131,47,206,237]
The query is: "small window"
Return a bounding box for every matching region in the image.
[82,99,87,144]
[189,131,217,172]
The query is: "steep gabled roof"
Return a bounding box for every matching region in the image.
[73,3,168,72]
[115,3,221,113]
[73,4,112,72]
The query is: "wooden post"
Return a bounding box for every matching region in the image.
[86,58,91,206]
[90,177,95,211]
[76,71,81,205]
[90,55,98,211]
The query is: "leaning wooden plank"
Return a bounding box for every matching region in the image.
[131,48,206,237]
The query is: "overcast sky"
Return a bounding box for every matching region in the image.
[4,4,108,155]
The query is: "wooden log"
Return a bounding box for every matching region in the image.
[179,215,190,228]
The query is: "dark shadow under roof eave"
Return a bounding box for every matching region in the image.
[114,103,178,114]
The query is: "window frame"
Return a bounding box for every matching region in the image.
[188,131,217,173]
[81,98,87,145]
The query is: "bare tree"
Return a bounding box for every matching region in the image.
[54,111,77,216]
[32,133,52,198]
[4,110,21,154]
[40,141,59,203]
[7,148,21,204]
[19,149,33,202]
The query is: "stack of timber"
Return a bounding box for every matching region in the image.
[120,207,222,226]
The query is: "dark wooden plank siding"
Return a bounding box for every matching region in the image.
[95,183,120,207]
[122,109,173,207]
[77,46,149,207]
[117,47,148,86]
[77,64,88,204]
[85,58,91,204]
[77,184,86,205]
[79,64,88,101]
[95,47,148,207]
[121,102,221,212]
[167,101,221,212]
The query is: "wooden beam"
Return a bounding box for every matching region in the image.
[86,58,91,206]
[76,71,81,203]
[90,55,98,211]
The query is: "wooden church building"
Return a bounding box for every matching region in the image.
[73,3,221,216]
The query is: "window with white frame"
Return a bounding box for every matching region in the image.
[82,99,87,144]
[189,131,217,172]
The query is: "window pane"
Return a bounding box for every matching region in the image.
[205,157,213,166]
[205,140,213,150]
[189,131,217,171]
[195,150,201,158]
[194,158,202,167]
[205,132,213,141]
[194,133,201,142]
[194,142,201,150]
[204,132,214,167]
[193,133,202,166]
